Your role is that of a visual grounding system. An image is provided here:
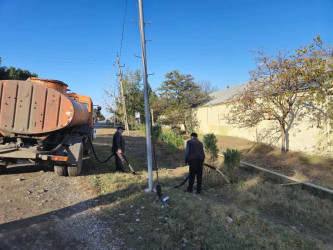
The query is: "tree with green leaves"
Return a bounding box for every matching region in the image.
[302,38,333,130]
[227,36,332,151]
[0,61,38,80]
[93,108,105,121]
[149,91,163,124]
[105,68,146,129]
[158,70,211,133]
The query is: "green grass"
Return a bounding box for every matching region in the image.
[81,128,333,249]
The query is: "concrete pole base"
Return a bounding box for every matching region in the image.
[144,188,156,194]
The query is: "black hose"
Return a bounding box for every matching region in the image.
[204,163,230,184]
[174,174,190,188]
[86,135,115,163]
[174,162,230,188]
[86,135,136,175]
[122,154,136,175]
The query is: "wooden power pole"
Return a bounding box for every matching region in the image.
[116,54,130,135]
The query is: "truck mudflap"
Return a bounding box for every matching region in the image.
[54,135,84,176]
[60,135,83,165]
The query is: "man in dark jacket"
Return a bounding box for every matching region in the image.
[112,126,126,172]
[185,132,205,194]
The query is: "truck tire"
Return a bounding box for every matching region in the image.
[0,165,7,174]
[0,160,7,174]
[54,165,67,176]
[68,142,83,176]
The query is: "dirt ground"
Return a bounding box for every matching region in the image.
[0,128,124,250]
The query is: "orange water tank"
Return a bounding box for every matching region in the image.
[0,79,90,136]
[28,77,68,94]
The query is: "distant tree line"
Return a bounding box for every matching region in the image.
[0,57,38,80]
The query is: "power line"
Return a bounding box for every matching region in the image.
[114,0,129,135]
[119,0,128,60]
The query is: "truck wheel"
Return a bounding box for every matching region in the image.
[68,142,83,176]
[0,165,7,174]
[0,160,7,174]
[54,165,67,176]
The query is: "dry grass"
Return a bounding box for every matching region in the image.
[209,134,333,189]
[80,128,333,249]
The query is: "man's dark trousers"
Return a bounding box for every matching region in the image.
[188,159,204,193]
[115,153,125,172]
[112,130,125,172]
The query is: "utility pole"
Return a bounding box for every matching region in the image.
[138,0,153,192]
[116,54,129,135]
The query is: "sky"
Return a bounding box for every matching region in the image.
[1,0,333,113]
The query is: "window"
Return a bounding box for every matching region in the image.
[80,102,89,109]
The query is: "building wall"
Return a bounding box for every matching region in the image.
[194,104,332,156]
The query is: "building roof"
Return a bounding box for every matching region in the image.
[203,82,248,106]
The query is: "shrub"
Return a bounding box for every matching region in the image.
[152,125,162,141]
[128,123,139,131]
[223,148,241,183]
[203,133,219,162]
[160,131,184,148]
[171,126,181,134]
[139,124,146,133]
[139,124,162,141]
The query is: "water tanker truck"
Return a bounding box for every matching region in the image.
[0,77,98,176]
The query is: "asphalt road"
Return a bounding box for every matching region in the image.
[93,121,117,129]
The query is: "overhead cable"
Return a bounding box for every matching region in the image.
[119,0,128,59]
